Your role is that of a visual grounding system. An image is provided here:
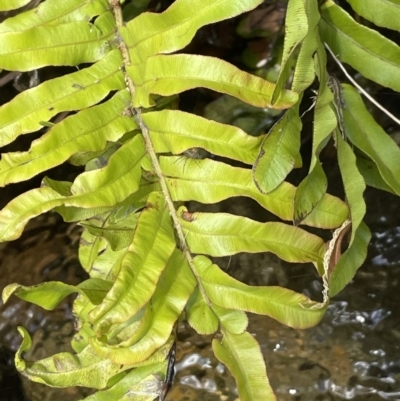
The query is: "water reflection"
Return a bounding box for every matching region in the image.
[372,226,400,267]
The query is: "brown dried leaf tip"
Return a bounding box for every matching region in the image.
[181,211,195,222]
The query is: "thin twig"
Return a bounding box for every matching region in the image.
[325,43,400,126]
[0,71,19,88]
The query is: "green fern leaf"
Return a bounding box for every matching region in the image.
[145,109,263,164]
[194,256,327,328]
[0,0,109,32]
[134,54,298,108]
[186,287,220,335]
[346,0,400,32]
[272,0,308,103]
[0,12,114,70]
[320,0,400,92]
[213,306,249,335]
[88,192,176,333]
[293,37,335,224]
[0,49,124,147]
[342,84,400,195]
[291,0,320,93]
[253,102,302,193]
[0,0,30,12]
[77,363,168,401]
[179,208,326,264]
[15,327,139,389]
[2,278,112,309]
[328,222,371,297]
[161,156,347,228]
[336,134,366,245]
[90,250,196,364]
[212,330,276,401]
[0,91,136,184]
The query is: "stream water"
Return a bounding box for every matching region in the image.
[0,185,399,401]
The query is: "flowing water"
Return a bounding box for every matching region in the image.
[0,186,399,400]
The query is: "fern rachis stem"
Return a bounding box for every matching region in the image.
[109,0,211,306]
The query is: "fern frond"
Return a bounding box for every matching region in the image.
[1,0,400,400]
